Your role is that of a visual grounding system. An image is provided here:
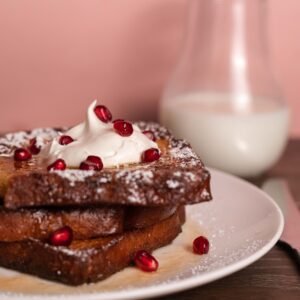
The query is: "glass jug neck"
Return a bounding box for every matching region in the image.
[183,0,268,62]
[165,0,282,109]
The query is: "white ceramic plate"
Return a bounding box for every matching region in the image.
[0,169,284,300]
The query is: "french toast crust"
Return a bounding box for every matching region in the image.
[0,120,205,286]
[0,204,179,241]
[0,122,212,209]
[0,206,123,241]
[0,207,184,285]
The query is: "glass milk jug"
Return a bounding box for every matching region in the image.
[160,0,289,177]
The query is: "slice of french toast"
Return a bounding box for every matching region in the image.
[0,122,211,209]
[0,206,184,286]
[0,204,179,241]
[0,205,123,241]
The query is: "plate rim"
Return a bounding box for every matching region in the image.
[0,168,284,300]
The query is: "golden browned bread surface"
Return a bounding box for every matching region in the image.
[0,204,178,241]
[0,207,184,285]
[0,122,211,209]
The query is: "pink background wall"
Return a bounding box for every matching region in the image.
[0,0,299,136]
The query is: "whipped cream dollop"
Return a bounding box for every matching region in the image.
[44,101,159,168]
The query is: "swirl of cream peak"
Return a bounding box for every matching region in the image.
[43,100,159,167]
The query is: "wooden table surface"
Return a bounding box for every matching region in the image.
[160,140,300,300]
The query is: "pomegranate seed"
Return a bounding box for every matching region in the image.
[49,226,73,246]
[94,105,112,123]
[133,250,159,272]
[47,159,66,171]
[113,120,133,137]
[193,236,209,255]
[59,135,74,145]
[14,148,32,161]
[79,161,100,171]
[142,130,156,141]
[86,155,103,170]
[28,138,41,155]
[142,148,160,163]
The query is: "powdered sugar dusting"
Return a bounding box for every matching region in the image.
[201,188,211,200]
[185,239,264,276]
[51,170,95,186]
[31,210,45,224]
[185,172,197,181]
[1,122,211,206]
[0,128,59,156]
[169,139,202,167]
[136,121,171,140]
[0,124,201,167]
[40,240,96,263]
[116,169,155,204]
[0,170,282,298]
[116,169,154,185]
[166,180,180,189]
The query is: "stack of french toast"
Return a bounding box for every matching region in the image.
[0,102,211,285]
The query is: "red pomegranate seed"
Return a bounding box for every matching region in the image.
[133,250,159,272]
[86,155,103,170]
[142,130,156,141]
[113,120,133,137]
[47,159,66,171]
[59,135,74,145]
[94,105,112,123]
[142,148,160,163]
[193,236,209,255]
[14,148,32,161]
[79,161,100,171]
[28,138,41,155]
[49,226,73,246]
